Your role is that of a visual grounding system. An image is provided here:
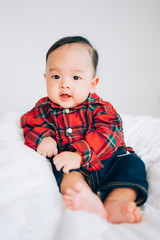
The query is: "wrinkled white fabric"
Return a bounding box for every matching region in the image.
[0,111,160,240]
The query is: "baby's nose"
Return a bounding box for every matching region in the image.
[60,79,70,89]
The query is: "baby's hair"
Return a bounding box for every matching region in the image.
[46,36,98,75]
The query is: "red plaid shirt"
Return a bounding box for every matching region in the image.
[21,93,128,171]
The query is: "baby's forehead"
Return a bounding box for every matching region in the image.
[46,42,95,75]
[59,43,93,63]
[48,43,93,64]
[58,42,91,53]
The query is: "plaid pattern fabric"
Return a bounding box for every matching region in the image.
[20,93,129,171]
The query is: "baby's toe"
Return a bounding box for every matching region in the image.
[134,208,142,222]
[126,202,136,213]
[65,188,76,196]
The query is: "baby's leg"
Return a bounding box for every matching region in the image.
[104,188,141,224]
[61,171,107,219]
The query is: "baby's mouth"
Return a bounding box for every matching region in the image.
[60,93,71,100]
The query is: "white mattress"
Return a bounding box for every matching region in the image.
[0,111,160,240]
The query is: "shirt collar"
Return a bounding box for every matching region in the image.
[47,93,104,110]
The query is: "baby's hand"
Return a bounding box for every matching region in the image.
[37,137,58,157]
[53,151,82,174]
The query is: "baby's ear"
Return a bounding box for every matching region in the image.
[89,77,99,93]
[44,74,46,79]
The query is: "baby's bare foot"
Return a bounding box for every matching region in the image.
[105,201,141,224]
[63,182,107,219]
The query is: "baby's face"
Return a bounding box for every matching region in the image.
[44,43,99,109]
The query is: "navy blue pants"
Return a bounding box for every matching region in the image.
[50,147,148,206]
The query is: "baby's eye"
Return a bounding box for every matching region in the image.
[73,76,81,80]
[52,75,60,79]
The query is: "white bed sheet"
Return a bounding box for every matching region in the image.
[0,111,160,240]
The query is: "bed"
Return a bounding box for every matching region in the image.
[0,111,160,240]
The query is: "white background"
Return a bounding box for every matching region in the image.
[0,0,160,117]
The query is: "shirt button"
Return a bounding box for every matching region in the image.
[67,128,72,134]
[65,108,70,113]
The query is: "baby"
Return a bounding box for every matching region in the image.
[21,36,148,223]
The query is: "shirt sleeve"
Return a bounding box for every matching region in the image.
[69,103,125,171]
[20,103,56,150]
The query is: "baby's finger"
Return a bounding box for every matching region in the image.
[37,148,46,157]
[41,151,47,157]
[53,148,58,156]
[47,151,53,158]
[55,160,65,171]
[62,166,70,174]
[53,155,60,164]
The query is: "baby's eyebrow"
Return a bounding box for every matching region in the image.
[49,68,57,72]
[72,69,85,73]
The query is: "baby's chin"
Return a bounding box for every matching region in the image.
[58,100,83,109]
[59,103,77,109]
[56,100,75,109]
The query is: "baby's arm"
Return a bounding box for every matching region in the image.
[21,98,56,151]
[53,151,82,173]
[37,137,58,157]
[68,104,124,172]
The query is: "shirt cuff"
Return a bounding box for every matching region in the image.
[25,128,55,150]
[69,140,103,171]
